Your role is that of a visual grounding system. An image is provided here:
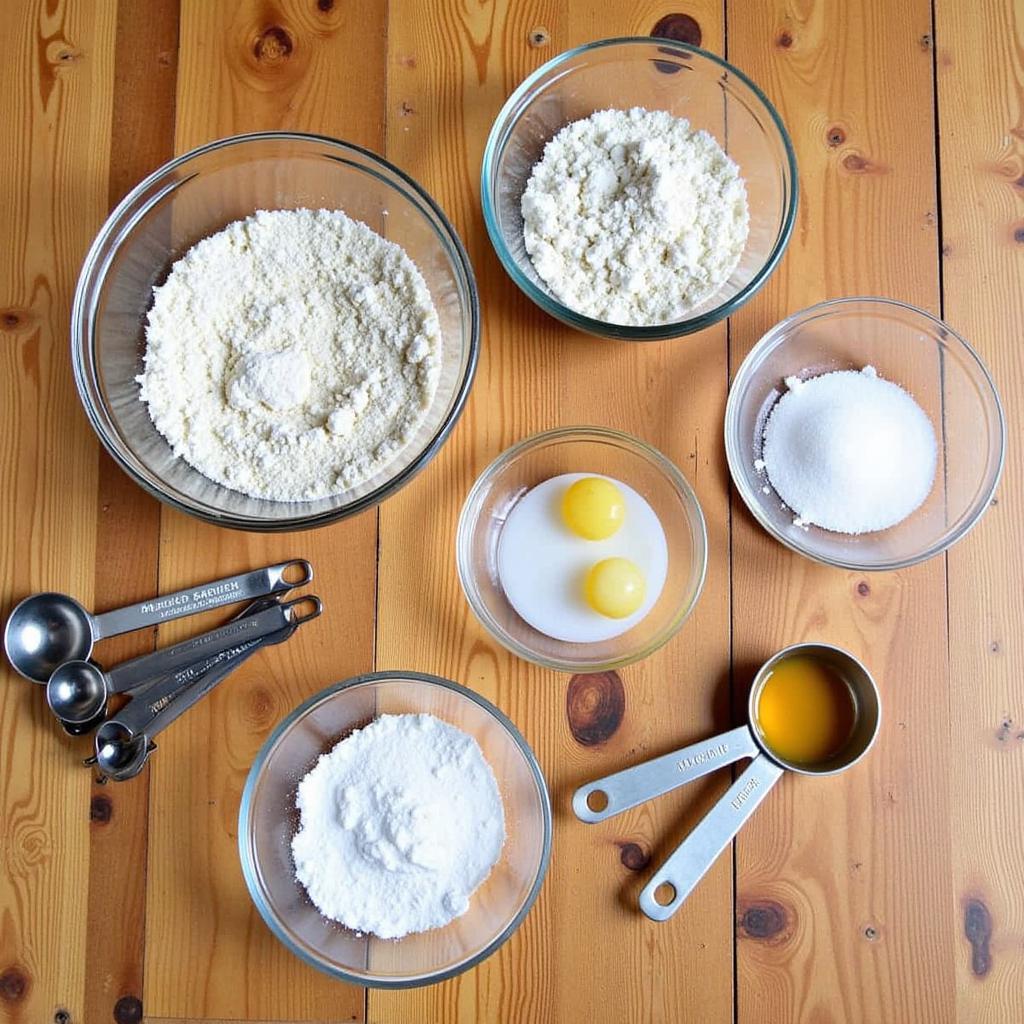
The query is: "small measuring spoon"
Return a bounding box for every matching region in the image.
[4,559,312,683]
[46,596,319,728]
[572,643,880,921]
[92,600,317,781]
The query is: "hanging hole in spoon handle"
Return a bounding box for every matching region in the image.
[277,559,314,588]
[638,753,785,921]
[573,725,758,824]
[281,594,323,624]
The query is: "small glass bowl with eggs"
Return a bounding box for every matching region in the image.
[456,427,707,672]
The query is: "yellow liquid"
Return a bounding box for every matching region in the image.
[756,655,856,766]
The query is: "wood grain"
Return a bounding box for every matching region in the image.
[727,2,956,1022]
[0,2,116,1022]
[83,4,180,1024]
[141,1,384,1019]
[1,3,1022,1023]
[935,0,1024,1018]
[374,2,734,1022]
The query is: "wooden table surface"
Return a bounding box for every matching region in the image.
[2,1,1022,1022]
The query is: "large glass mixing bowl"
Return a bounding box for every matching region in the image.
[72,132,479,530]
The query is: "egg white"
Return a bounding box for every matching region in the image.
[496,473,668,643]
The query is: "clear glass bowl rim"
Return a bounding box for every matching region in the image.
[456,425,709,671]
[71,130,481,532]
[724,295,1007,571]
[238,670,554,989]
[480,36,800,340]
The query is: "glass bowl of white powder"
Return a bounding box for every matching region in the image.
[239,671,551,987]
[725,297,1005,570]
[72,132,479,530]
[481,38,797,339]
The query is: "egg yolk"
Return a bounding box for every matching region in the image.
[585,558,645,619]
[561,477,626,540]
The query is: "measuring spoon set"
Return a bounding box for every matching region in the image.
[4,560,321,781]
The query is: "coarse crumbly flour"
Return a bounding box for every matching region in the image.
[138,208,441,501]
[521,107,749,325]
[291,713,505,939]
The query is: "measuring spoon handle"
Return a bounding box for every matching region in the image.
[108,635,266,736]
[104,597,315,694]
[90,560,312,640]
[638,755,785,921]
[573,725,758,823]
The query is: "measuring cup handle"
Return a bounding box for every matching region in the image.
[573,725,758,824]
[103,599,297,693]
[90,560,313,640]
[638,755,785,921]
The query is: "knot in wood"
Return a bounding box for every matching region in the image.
[113,994,143,1024]
[617,841,649,871]
[777,29,794,48]
[827,125,846,147]
[0,967,28,1004]
[737,899,791,943]
[90,794,113,824]
[566,671,625,746]
[317,0,335,11]
[651,13,702,47]
[528,26,550,48]
[253,25,293,64]
[964,898,992,977]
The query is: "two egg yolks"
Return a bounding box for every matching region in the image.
[561,478,645,619]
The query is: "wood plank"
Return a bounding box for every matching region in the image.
[727,2,956,1022]
[933,0,1024,1019]
[83,4,180,1024]
[143,1,385,1019]
[374,3,733,1022]
[0,1,117,1022]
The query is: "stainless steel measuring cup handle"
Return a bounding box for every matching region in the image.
[104,595,319,694]
[638,750,785,922]
[88,560,313,641]
[573,725,758,824]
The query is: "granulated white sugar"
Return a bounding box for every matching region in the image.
[760,366,937,534]
[291,713,505,940]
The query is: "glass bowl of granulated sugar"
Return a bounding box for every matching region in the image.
[726,297,1005,571]
[239,671,552,988]
[481,38,798,340]
[71,133,479,531]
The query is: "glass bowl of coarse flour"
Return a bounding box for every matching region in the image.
[239,671,552,987]
[72,133,479,530]
[482,38,798,340]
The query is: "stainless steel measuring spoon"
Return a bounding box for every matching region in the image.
[4,559,312,683]
[91,598,318,781]
[46,596,319,728]
[572,643,881,922]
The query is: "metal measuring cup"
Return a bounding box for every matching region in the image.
[572,642,881,921]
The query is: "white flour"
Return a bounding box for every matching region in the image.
[291,713,505,939]
[521,107,749,325]
[137,209,441,501]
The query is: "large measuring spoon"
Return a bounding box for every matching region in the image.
[5,559,312,683]
[92,600,316,781]
[46,596,319,728]
[572,643,880,921]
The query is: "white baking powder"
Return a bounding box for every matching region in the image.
[137,209,441,501]
[521,106,749,325]
[291,713,505,939]
[761,366,938,534]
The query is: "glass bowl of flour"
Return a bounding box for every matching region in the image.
[239,671,551,987]
[481,38,798,340]
[72,133,479,530]
[725,297,1006,570]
